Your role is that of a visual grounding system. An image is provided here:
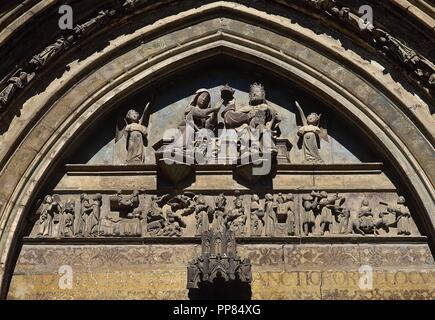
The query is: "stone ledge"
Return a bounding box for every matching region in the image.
[22,235,428,245]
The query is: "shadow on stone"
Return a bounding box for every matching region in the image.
[188,274,252,300]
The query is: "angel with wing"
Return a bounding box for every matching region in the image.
[114,102,150,164]
[295,100,329,163]
[35,194,62,237]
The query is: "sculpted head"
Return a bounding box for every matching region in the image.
[44,195,53,204]
[192,89,210,109]
[197,195,206,204]
[303,195,313,202]
[307,113,320,125]
[397,196,406,204]
[126,109,140,123]
[249,82,266,105]
[361,199,369,207]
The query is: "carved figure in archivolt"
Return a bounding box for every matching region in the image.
[249,194,264,236]
[29,36,73,70]
[77,193,102,237]
[0,70,28,107]
[115,102,150,164]
[295,101,328,163]
[35,195,62,237]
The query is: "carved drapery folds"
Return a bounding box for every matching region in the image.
[28,191,417,239]
[187,229,252,289]
[152,83,288,183]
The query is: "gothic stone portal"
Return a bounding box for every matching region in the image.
[8,63,434,300]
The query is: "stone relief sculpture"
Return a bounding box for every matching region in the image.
[300,0,434,92]
[212,193,228,233]
[0,70,28,108]
[264,193,277,237]
[115,103,150,164]
[249,194,264,237]
[295,101,328,163]
[146,193,195,237]
[172,89,220,161]
[350,199,385,235]
[103,190,144,236]
[380,197,412,236]
[194,195,214,236]
[35,195,62,238]
[29,37,74,71]
[226,191,247,237]
[59,199,75,237]
[222,83,281,160]
[1,0,433,116]
[77,193,102,237]
[318,192,345,235]
[28,192,415,238]
[276,193,296,236]
[301,193,317,236]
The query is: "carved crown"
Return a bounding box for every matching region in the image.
[249,82,266,105]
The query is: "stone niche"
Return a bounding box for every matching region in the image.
[11,61,433,300]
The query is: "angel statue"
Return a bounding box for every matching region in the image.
[114,102,150,164]
[295,101,328,163]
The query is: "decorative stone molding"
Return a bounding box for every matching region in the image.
[0,0,434,113]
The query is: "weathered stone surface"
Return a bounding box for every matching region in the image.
[8,244,200,299]
[0,1,434,301]
[7,243,435,299]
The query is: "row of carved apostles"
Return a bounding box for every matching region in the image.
[30,190,415,238]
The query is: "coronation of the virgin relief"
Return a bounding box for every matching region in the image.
[0,0,434,300]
